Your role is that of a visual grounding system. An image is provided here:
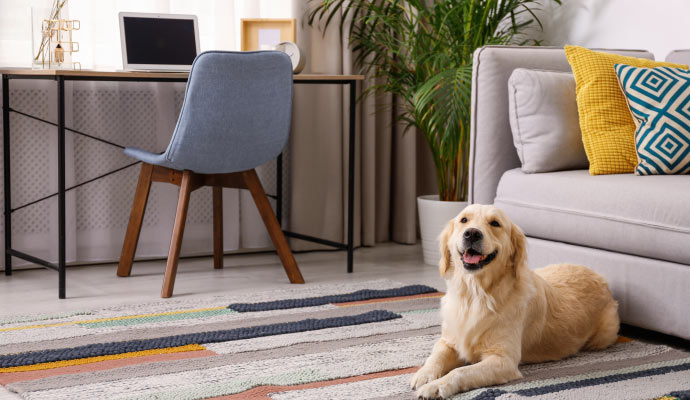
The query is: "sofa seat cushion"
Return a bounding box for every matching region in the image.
[494,169,690,265]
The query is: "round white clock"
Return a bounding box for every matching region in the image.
[275,41,305,74]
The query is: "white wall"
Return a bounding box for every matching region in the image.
[537,0,690,61]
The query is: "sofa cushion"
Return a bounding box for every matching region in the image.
[508,68,588,173]
[564,46,686,175]
[494,168,690,265]
[614,64,690,175]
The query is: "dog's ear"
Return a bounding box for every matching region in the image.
[510,222,527,279]
[439,220,455,278]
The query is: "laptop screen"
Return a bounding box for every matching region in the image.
[123,16,197,66]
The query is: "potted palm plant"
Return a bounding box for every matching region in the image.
[308,0,557,265]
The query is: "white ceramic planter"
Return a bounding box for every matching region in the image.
[417,195,468,266]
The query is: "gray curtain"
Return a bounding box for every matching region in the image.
[287,1,437,251]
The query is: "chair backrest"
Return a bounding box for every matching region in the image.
[162,51,293,174]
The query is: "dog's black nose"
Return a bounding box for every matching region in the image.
[463,228,483,242]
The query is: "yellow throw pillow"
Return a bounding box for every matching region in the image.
[564,46,687,175]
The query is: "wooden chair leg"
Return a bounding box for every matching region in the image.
[213,186,223,269]
[117,163,153,277]
[242,169,304,284]
[161,170,194,298]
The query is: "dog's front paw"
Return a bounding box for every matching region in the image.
[416,380,442,399]
[410,367,443,390]
[416,378,458,400]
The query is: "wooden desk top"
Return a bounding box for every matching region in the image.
[0,68,365,81]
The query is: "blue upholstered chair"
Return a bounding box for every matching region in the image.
[117,51,304,298]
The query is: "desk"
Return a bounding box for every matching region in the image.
[1,69,364,298]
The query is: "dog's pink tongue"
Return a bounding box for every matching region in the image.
[463,252,482,264]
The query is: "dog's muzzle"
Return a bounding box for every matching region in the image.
[461,228,497,271]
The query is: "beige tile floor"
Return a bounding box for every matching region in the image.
[0,243,444,317]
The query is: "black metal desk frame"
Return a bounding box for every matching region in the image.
[2,72,358,299]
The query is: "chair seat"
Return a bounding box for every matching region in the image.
[494,168,690,265]
[124,147,178,170]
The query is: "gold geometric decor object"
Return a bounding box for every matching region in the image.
[32,0,80,70]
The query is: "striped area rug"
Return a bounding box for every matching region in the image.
[1,280,689,399]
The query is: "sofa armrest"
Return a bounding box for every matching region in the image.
[468,46,654,205]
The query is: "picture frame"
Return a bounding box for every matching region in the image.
[240,18,296,51]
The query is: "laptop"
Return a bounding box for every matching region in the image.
[119,12,200,71]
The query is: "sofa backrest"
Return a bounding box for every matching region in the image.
[468,46,654,205]
[666,49,690,64]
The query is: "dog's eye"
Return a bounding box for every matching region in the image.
[490,221,500,227]
[460,217,467,223]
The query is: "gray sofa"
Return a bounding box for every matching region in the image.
[469,46,690,340]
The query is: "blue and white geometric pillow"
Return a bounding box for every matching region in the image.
[614,64,690,175]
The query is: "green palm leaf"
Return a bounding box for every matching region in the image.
[308,0,560,201]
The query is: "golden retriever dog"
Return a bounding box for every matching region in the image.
[411,204,619,399]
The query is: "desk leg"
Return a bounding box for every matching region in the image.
[347,80,356,273]
[57,77,66,299]
[2,76,11,276]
